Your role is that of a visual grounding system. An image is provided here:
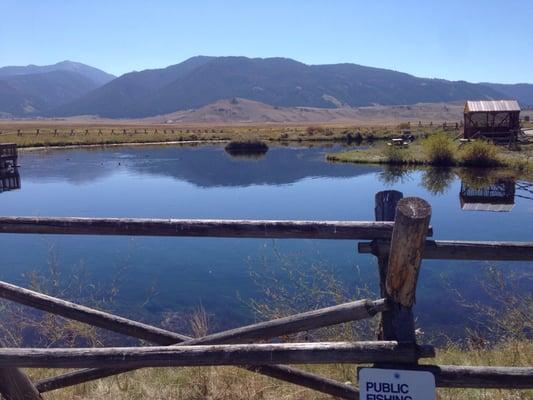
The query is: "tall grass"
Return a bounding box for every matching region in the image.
[382,145,407,164]
[460,140,501,167]
[422,133,455,165]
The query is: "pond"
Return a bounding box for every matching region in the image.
[0,144,531,340]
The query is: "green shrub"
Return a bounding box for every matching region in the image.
[460,140,501,167]
[422,133,455,165]
[382,145,405,164]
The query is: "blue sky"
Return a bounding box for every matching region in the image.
[1,1,531,83]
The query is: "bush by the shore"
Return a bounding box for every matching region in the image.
[460,140,501,167]
[224,139,269,158]
[422,133,455,165]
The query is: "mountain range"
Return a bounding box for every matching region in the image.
[0,56,531,119]
[0,61,115,116]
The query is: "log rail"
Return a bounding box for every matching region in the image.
[0,193,531,400]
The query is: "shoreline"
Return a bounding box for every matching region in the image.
[18,139,229,152]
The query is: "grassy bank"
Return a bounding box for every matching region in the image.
[25,339,532,399]
[327,134,533,179]
[0,121,441,148]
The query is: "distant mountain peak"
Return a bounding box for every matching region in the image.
[0,60,115,86]
[0,61,116,116]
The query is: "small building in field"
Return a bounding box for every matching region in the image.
[463,100,521,140]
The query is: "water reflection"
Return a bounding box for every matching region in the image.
[459,170,516,212]
[377,165,413,186]
[420,168,455,195]
[20,145,380,188]
[224,149,268,160]
[379,166,530,212]
[0,168,21,193]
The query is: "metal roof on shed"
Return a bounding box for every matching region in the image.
[465,100,520,113]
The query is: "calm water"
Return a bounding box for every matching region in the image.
[0,144,531,338]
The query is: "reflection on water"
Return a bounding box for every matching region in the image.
[0,144,531,338]
[0,167,21,193]
[377,165,413,186]
[421,168,454,195]
[378,166,532,211]
[460,178,515,212]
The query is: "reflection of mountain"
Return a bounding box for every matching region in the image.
[19,148,123,184]
[0,168,21,193]
[20,145,380,187]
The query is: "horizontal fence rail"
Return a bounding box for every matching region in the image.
[358,239,533,261]
[0,279,373,398]
[0,342,435,369]
[427,365,533,389]
[365,364,533,389]
[0,216,433,240]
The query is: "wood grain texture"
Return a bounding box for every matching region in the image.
[0,368,42,400]
[430,365,533,388]
[358,240,533,261]
[0,216,395,240]
[385,198,432,308]
[0,342,435,369]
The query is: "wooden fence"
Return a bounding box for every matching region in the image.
[0,191,531,399]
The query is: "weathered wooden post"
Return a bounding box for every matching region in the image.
[373,190,403,332]
[0,368,42,399]
[382,197,431,343]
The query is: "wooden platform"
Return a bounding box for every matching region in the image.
[0,143,17,169]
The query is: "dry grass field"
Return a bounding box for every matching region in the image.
[0,120,407,148]
[24,340,532,400]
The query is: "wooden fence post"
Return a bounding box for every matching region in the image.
[0,367,42,399]
[373,190,403,340]
[381,197,431,343]
[0,237,41,400]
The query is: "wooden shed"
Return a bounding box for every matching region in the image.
[463,100,520,140]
